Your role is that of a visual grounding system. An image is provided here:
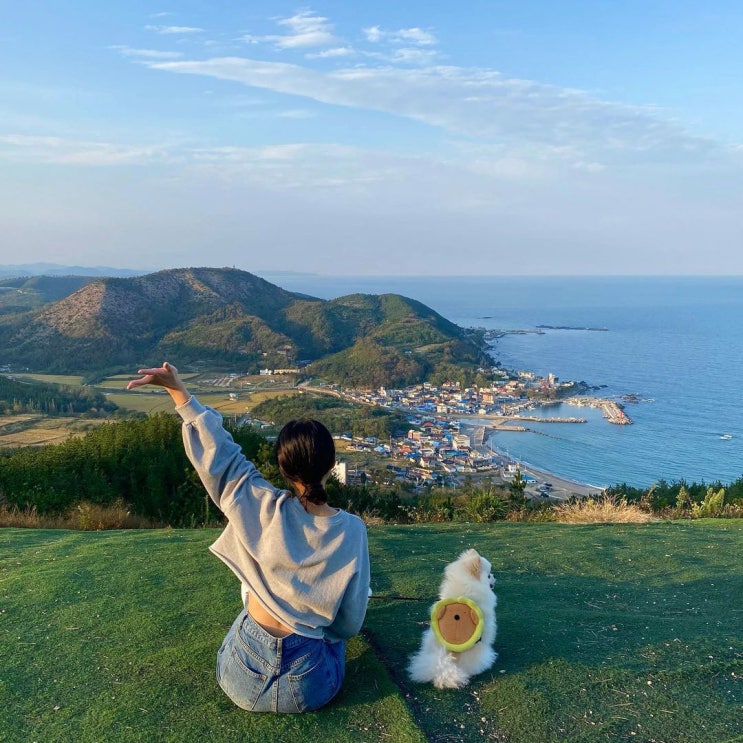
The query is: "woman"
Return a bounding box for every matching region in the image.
[127,363,370,713]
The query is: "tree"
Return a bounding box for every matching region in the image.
[510,468,527,500]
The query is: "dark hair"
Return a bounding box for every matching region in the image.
[275,418,335,505]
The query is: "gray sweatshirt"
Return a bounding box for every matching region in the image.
[176,397,370,642]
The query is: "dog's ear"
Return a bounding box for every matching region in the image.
[461,549,482,579]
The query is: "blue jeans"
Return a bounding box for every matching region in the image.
[216,610,346,713]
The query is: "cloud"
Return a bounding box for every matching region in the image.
[242,10,335,50]
[380,47,439,64]
[0,134,171,166]
[185,142,415,193]
[110,45,183,60]
[361,25,439,63]
[275,10,334,48]
[364,26,438,46]
[306,47,354,59]
[146,25,204,35]
[276,109,315,119]
[147,56,722,165]
[0,136,388,191]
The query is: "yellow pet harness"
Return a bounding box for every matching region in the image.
[430,597,484,653]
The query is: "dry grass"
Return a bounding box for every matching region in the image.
[0,501,157,530]
[553,494,656,524]
[0,416,105,448]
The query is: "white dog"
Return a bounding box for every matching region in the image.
[408,548,497,689]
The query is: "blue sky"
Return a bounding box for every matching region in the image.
[1,1,742,275]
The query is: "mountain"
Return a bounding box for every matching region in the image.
[0,267,493,386]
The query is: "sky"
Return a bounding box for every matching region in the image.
[1,1,742,276]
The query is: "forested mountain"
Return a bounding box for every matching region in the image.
[0,267,493,386]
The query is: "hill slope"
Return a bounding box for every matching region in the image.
[2,522,739,743]
[0,267,492,385]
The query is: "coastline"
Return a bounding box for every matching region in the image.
[460,420,605,499]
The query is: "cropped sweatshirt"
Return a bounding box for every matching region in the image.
[176,396,370,642]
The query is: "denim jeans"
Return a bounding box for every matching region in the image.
[216,610,346,713]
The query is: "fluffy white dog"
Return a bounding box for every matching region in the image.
[408,548,497,689]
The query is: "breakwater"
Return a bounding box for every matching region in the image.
[509,415,586,423]
[565,396,632,425]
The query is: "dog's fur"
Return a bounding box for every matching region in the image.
[408,548,497,689]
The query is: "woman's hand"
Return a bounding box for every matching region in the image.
[127,362,191,406]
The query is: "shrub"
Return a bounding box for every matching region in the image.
[71,499,154,530]
[690,487,726,518]
[554,494,656,524]
[0,500,156,529]
[404,493,455,523]
[454,488,511,522]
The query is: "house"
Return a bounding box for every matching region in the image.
[331,461,348,485]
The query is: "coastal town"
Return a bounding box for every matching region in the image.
[245,366,624,499]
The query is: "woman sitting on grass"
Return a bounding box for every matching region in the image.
[127,362,370,713]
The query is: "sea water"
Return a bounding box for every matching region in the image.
[261,274,743,488]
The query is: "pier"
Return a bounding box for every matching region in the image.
[509,415,586,423]
[565,396,633,425]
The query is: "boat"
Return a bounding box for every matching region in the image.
[720,434,733,440]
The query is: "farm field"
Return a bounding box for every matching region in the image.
[0,372,301,444]
[0,415,103,447]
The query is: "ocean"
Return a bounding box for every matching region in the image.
[262,274,743,489]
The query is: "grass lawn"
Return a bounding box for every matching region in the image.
[11,374,85,387]
[1,522,740,742]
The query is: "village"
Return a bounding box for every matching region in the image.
[283,368,623,497]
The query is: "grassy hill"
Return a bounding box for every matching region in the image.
[1,521,740,742]
[0,268,492,386]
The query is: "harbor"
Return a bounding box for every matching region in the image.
[564,396,633,425]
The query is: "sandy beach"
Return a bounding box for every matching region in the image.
[515,464,605,500]
[459,420,605,500]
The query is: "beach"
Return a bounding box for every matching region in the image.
[461,421,605,500]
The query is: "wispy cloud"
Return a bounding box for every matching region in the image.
[242,10,335,50]
[110,45,183,60]
[306,47,354,59]
[146,25,204,35]
[360,24,439,64]
[0,134,171,166]
[275,10,334,48]
[377,47,439,65]
[276,109,315,119]
[364,26,437,46]
[187,143,405,191]
[147,56,722,167]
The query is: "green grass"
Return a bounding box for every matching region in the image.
[11,374,85,386]
[1,522,741,742]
